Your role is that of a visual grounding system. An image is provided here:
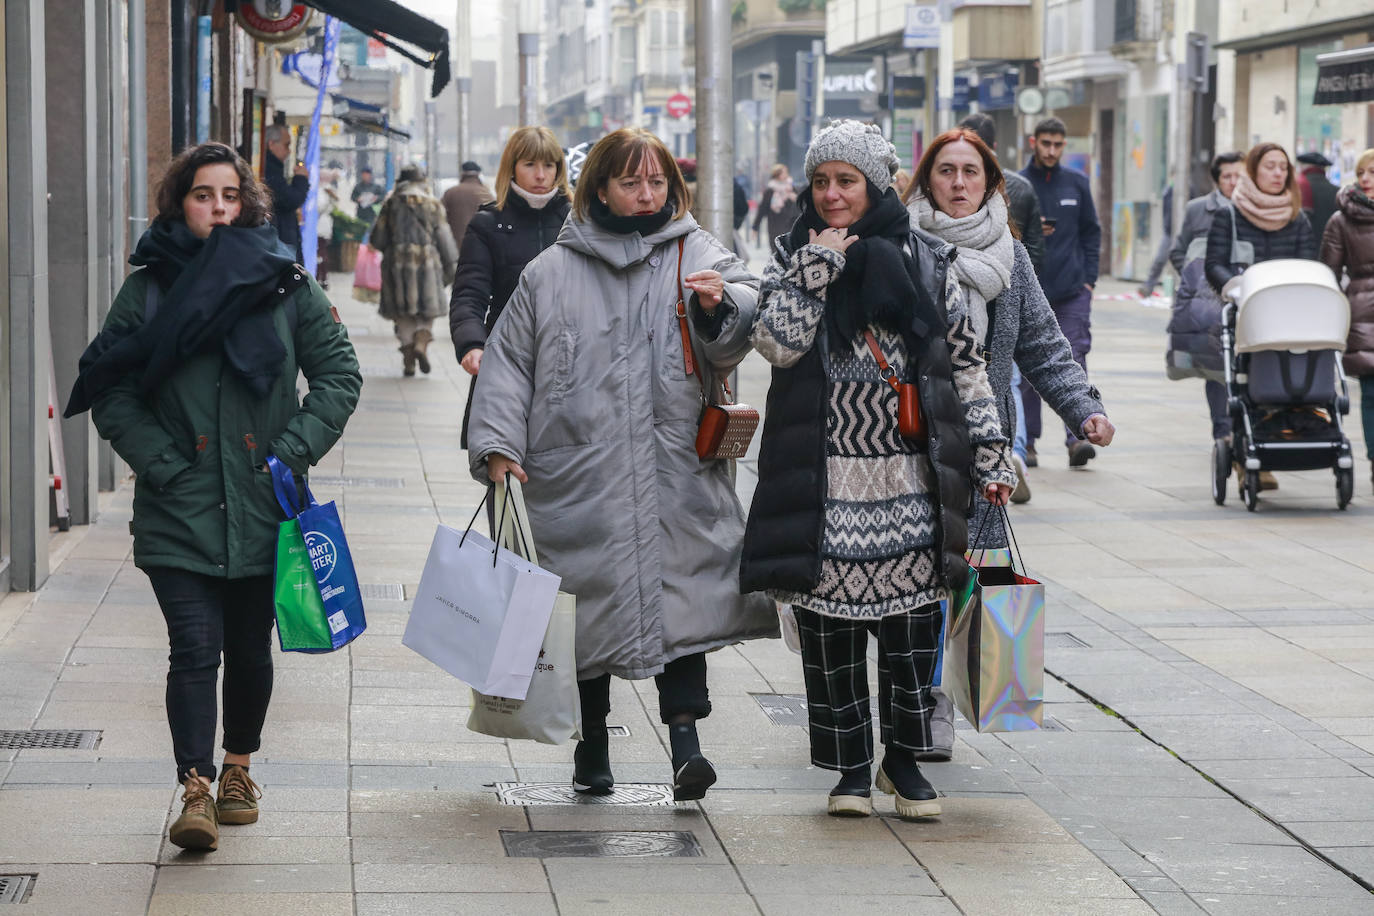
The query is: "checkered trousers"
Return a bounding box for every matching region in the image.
[793,603,942,771]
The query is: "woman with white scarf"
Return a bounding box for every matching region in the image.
[903,128,1114,760]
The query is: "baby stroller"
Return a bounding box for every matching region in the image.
[1212,259,1355,510]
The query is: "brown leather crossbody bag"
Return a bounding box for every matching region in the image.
[863,330,925,441]
[673,237,760,460]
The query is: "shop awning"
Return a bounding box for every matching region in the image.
[1314,45,1374,105]
[304,0,450,97]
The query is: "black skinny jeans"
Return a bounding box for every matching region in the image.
[578,652,711,727]
[145,567,276,783]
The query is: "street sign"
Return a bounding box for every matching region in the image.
[666,92,692,119]
[903,4,940,49]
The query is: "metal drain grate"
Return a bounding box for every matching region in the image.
[501,830,702,859]
[606,725,630,737]
[495,782,674,807]
[360,583,405,601]
[309,475,405,489]
[1044,631,1090,649]
[0,875,36,904]
[752,693,809,726]
[0,730,101,750]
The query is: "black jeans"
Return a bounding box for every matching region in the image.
[145,567,277,783]
[578,652,711,728]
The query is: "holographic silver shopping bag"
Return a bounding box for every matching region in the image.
[943,560,1045,733]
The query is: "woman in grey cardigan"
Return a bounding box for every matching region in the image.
[907,129,1114,527]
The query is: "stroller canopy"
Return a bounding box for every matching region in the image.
[1234,259,1350,354]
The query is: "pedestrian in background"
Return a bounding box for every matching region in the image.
[1020,116,1102,469]
[753,163,799,244]
[351,166,385,226]
[1137,184,1174,297]
[1165,151,1244,450]
[467,128,775,802]
[442,160,496,253]
[65,142,361,852]
[314,164,341,288]
[451,126,571,446]
[1319,148,1374,492]
[370,163,458,377]
[1297,151,1339,242]
[262,123,309,263]
[743,119,1015,820]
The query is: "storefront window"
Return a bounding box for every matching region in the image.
[1297,41,1343,169]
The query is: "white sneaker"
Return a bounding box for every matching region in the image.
[1011,456,1032,504]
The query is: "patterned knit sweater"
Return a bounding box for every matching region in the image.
[751,242,1015,619]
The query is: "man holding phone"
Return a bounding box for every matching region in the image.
[1020,116,1103,468]
[264,123,311,263]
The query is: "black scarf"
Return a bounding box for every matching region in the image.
[589,197,675,236]
[786,183,939,345]
[65,220,298,417]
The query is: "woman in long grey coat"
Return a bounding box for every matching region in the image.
[369,163,458,376]
[467,128,776,802]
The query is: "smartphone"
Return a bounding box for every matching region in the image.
[1041,217,1057,229]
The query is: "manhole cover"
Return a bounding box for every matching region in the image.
[0,875,35,904]
[752,693,809,726]
[0,730,101,750]
[501,830,702,858]
[309,475,405,489]
[495,782,674,807]
[1045,631,1090,649]
[360,583,405,601]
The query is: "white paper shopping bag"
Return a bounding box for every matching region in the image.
[403,509,562,700]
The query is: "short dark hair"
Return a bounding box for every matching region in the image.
[958,112,996,150]
[154,142,271,228]
[359,166,373,176]
[1210,151,1244,183]
[1033,116,1067,139]
[572,128,691,222]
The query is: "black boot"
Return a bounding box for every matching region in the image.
[876,748,941,819]
[572,727,614,795]
[668,721,716,801]
[827,767,872,818]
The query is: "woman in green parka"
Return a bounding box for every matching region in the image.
[65,142,362,852]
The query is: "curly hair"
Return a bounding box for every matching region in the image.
[154,142,272,227]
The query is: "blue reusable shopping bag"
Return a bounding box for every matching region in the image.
[268,455,367,653]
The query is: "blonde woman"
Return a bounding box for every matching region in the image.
[451,126,572,445]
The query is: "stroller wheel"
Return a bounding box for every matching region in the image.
[1243,470,1260,512]
[1337,468,1354,510]
[1211,439,1231,506]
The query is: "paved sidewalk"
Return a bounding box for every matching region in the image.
[0,269,1371,915]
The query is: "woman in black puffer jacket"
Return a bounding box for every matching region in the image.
[1206,142,1317,298]
[451,126,571,444]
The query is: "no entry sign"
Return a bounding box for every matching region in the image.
[666,92,692,119]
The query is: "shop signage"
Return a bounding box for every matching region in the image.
[666,92,693,118]
[977,70,1019,110]
[1314,47,1374,105]
[903,4,940,50]
[951,75,970,109]
[237,0,314,43]
[888,75,926,110]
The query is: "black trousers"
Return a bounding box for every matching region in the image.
[145,567,277,783]
[793,604,942,771]
[577,652,711,727]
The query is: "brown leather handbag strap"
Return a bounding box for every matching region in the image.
[674,236,697,378]
[863,330,902,394]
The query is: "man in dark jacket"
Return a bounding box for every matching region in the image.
[959,113,1044,269]
[441,161,495,253]
[263,124,310,262]
[1020,116,1102,467]
[1296,151,1338,242]
[351,167,385,226]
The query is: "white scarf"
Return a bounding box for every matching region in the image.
[509,181,559,210]
[767,177,796,213]
[909,191,1014,341]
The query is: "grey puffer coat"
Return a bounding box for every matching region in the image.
[467,212,778,680]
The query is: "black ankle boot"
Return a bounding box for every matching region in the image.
[876,749,941,819]
[572,727,614,795]
[827,768,872,817]
[667,721,715,801]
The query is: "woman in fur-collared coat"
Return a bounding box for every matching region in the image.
[370,163,458,376]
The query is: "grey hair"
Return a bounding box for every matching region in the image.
[264,123,291,145]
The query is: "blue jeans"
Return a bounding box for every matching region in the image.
[1011,363,1028,462]
[1020,285,1092,447]
[145,568,277,783]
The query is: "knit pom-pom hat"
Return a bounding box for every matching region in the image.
[803,120,900,193]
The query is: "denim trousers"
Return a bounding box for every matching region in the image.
[145,567,277,783]
[577,652,711,727]
[1020,285,1093,447]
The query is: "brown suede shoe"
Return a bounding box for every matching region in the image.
[400,344,417,377]
[217,764,262,826]
[413,328,434,374]
[169,774,219,850]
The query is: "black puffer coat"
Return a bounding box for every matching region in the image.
[1205,204,1317,295]
[450,190,570,445]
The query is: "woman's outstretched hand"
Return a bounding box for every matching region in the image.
[808,226,861,254]
[487,454,528,484]
[983,482,1012,506]
[684,270,725,311]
